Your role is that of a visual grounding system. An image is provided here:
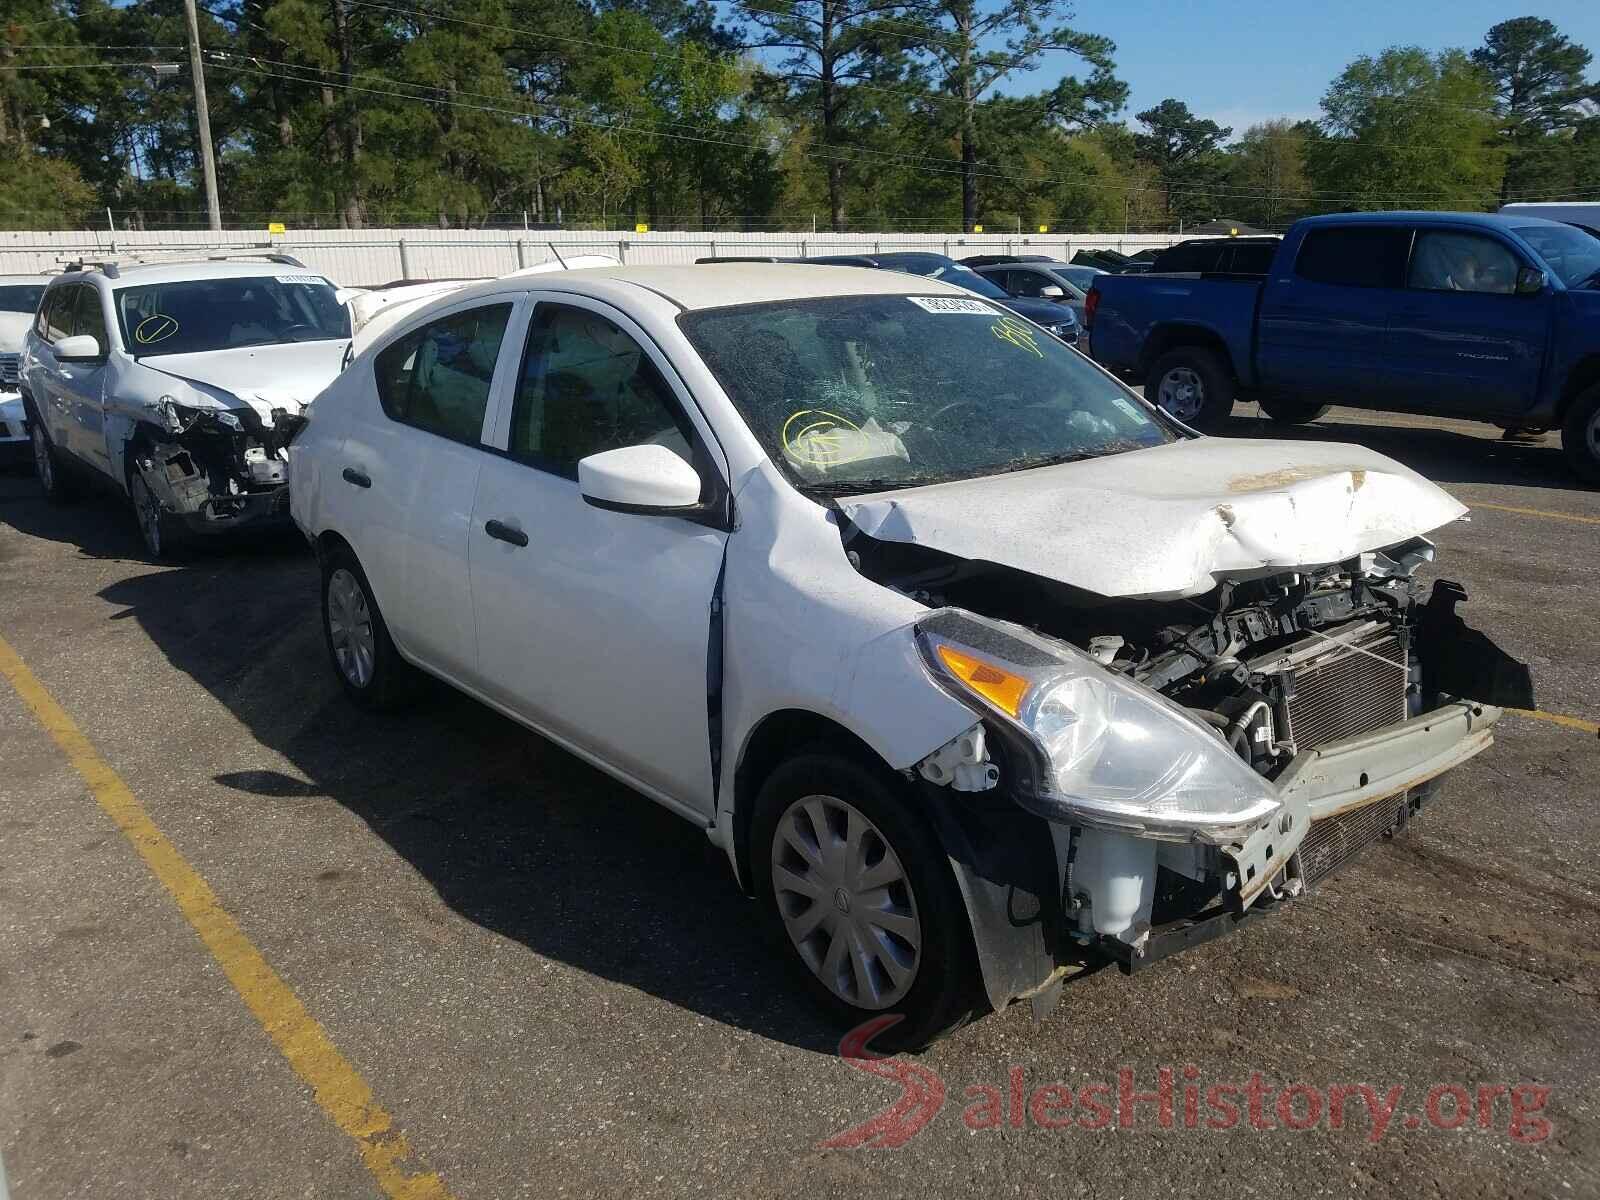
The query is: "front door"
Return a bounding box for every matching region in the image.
[468,297,729,816]
[65,285,114,472]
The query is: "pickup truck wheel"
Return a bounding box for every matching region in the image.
[752,750,979,1050]
[1256,395,1331,426]
[321,545,420,710]
[1148,348,1235,429]
[30,422,75,504]
[1561,383,1600,485]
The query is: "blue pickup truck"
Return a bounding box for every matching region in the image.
[1087,211,1600,482]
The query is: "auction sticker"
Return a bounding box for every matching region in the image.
[275,273,328,286]
[907,296,998,315]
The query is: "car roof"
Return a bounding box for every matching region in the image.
[436,262,975,312]
[1298,211,1570,232]
[49,260,330,289]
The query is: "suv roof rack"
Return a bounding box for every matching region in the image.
[55,245,307,280]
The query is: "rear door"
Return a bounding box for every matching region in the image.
[1256,225,1412,404]
[1382,227,1550,417]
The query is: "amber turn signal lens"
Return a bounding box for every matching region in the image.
[934,643,1031,718]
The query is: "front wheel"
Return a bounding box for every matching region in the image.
[1561,383,1600,486]
[1256,394,1331,426]
[128,469,183,560]
[1147,347,1236,430]
[752,750,979,1050]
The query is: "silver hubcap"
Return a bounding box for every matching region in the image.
[327,567,376,688]
[770,794,921,1010]
[1157,366,1205,421]
[31,425,52,490]
[130,474,161,556]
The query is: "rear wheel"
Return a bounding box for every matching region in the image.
[1256,394,1331,426]
[751,749,979,1050]
[30,421,75,504]
[320,544,420,710]
[1147,347,1236,429]
[1560,383,1600,486]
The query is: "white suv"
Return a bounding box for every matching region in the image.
[20,257,351,556]
[0,274,50,464]
[289,263,1519,1047]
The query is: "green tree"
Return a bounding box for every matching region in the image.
[1472,17,1597,201]
[1224,119,1309,227]
[1131,98,1230,223]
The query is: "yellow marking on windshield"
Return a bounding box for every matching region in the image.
[134,313,179,344]
[990,315,1043,358]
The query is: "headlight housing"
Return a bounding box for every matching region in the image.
[916,609,1280,840]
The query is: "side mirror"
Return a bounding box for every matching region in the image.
[578,444,702,514]
[1038,284,1067,300]
[1514,266,1546,296]
[55,334,103,362]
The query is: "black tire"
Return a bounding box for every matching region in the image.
[127,465,187,561]
[751,748,980,1051]
[1256,394,1331,426]
[1147,347,1236,430]
[319,543,421,710]
[28,415,76,504]
[1560,382,1600,486]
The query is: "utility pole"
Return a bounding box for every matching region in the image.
[182,0,222,232]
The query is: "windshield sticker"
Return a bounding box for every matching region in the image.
[134,314,179,345]
[781,408,909,470]
[990,315,1043,358]
[906,296,997,316]
[1111,395,1152,424]
[275,273,327,286]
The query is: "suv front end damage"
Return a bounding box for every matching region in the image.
[882,537,1530,1014]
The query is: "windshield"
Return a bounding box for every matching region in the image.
[679,293,1173,494]
[1514,224,1600,288]
[0,284,45,315]
[114,272,351,357]
[871,254,1014,301]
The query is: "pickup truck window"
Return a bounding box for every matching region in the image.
[1407,231,1519,294]
[1513,224,1600,289]
[1294,227,1410,289]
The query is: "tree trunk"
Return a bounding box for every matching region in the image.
[331,0,364,229]
[820,0,845,232]
[956,8,977,231]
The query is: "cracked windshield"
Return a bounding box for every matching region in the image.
[681,293,1172,493]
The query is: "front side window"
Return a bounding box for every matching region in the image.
[74,287,107,348]
[510,304,695,477]
[1294,227,1411,289]
[1512,224,1600,289]
[113,273,351,357]
[1407,231,1520,294]
[1006,271,1052,298]
[0,284,45,316]
[374,303,513,444]
[680,293,1172,494]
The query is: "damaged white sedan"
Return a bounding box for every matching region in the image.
[21,257,350,557]
[290,264,1530,1047]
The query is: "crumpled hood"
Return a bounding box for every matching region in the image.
[837,437,1467,600]
[140,339,349,419]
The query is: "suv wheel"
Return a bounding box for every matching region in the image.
[1147,347,1235,429]
[31,422,74,503]
[320,544,420,710]
[751,749,979,1050]
[128,469,182,560]
[1561,383,1600,486]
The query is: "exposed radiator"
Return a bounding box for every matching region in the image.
[0,352,18,389]
[1281,622,1409,753]
[1297,793,1410,886]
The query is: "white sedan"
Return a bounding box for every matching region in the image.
[289,264,1521,1047]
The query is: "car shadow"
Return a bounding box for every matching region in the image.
[76,530,838,1053]
[1213,407,1580,492]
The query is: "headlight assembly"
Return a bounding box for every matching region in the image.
[916,609,1281,840]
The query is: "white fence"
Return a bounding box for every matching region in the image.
[0,228,1184,287]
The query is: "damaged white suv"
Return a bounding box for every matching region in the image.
[290,264,1530,1047]
[21,257,350,556]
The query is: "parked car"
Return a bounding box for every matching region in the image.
[20,256,352,556]
[805,252,1081,347]
[0,275,49,464]
[290,262,1523,1047]
[1087,211,1600,482]
[969,260,1089,327]
[1146,235,1280,276]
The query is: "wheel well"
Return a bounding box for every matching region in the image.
[1560,355,1600,418]
[1140,325,1236,380]
[730,708,896,892]
[316,530,354,562]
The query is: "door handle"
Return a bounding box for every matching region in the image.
[484,519,528,548]
[341,467,371,488]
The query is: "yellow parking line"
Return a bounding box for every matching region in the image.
[0,634,456,1200]
[1467,501,1600,526]
[1509,707,1600,736]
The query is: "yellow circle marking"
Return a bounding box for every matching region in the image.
[134,313,179,345]
[781,408,862,467]
[990,315,1043,358]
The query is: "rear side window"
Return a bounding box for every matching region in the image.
[1293,228,1411,288]
[374,303,513,445]
[1407,231,1520,294]
[1152,242,1224,273]
[1229,242,1278,274]
[39,287,76,341]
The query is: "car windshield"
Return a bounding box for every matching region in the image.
[114,272,351,357]
[871,254,1013,301]
[0,284,45,314]
[679,293,1173,494]
[1514,224,1600,288]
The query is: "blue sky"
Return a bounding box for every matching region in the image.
[1009,0,1600,133]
